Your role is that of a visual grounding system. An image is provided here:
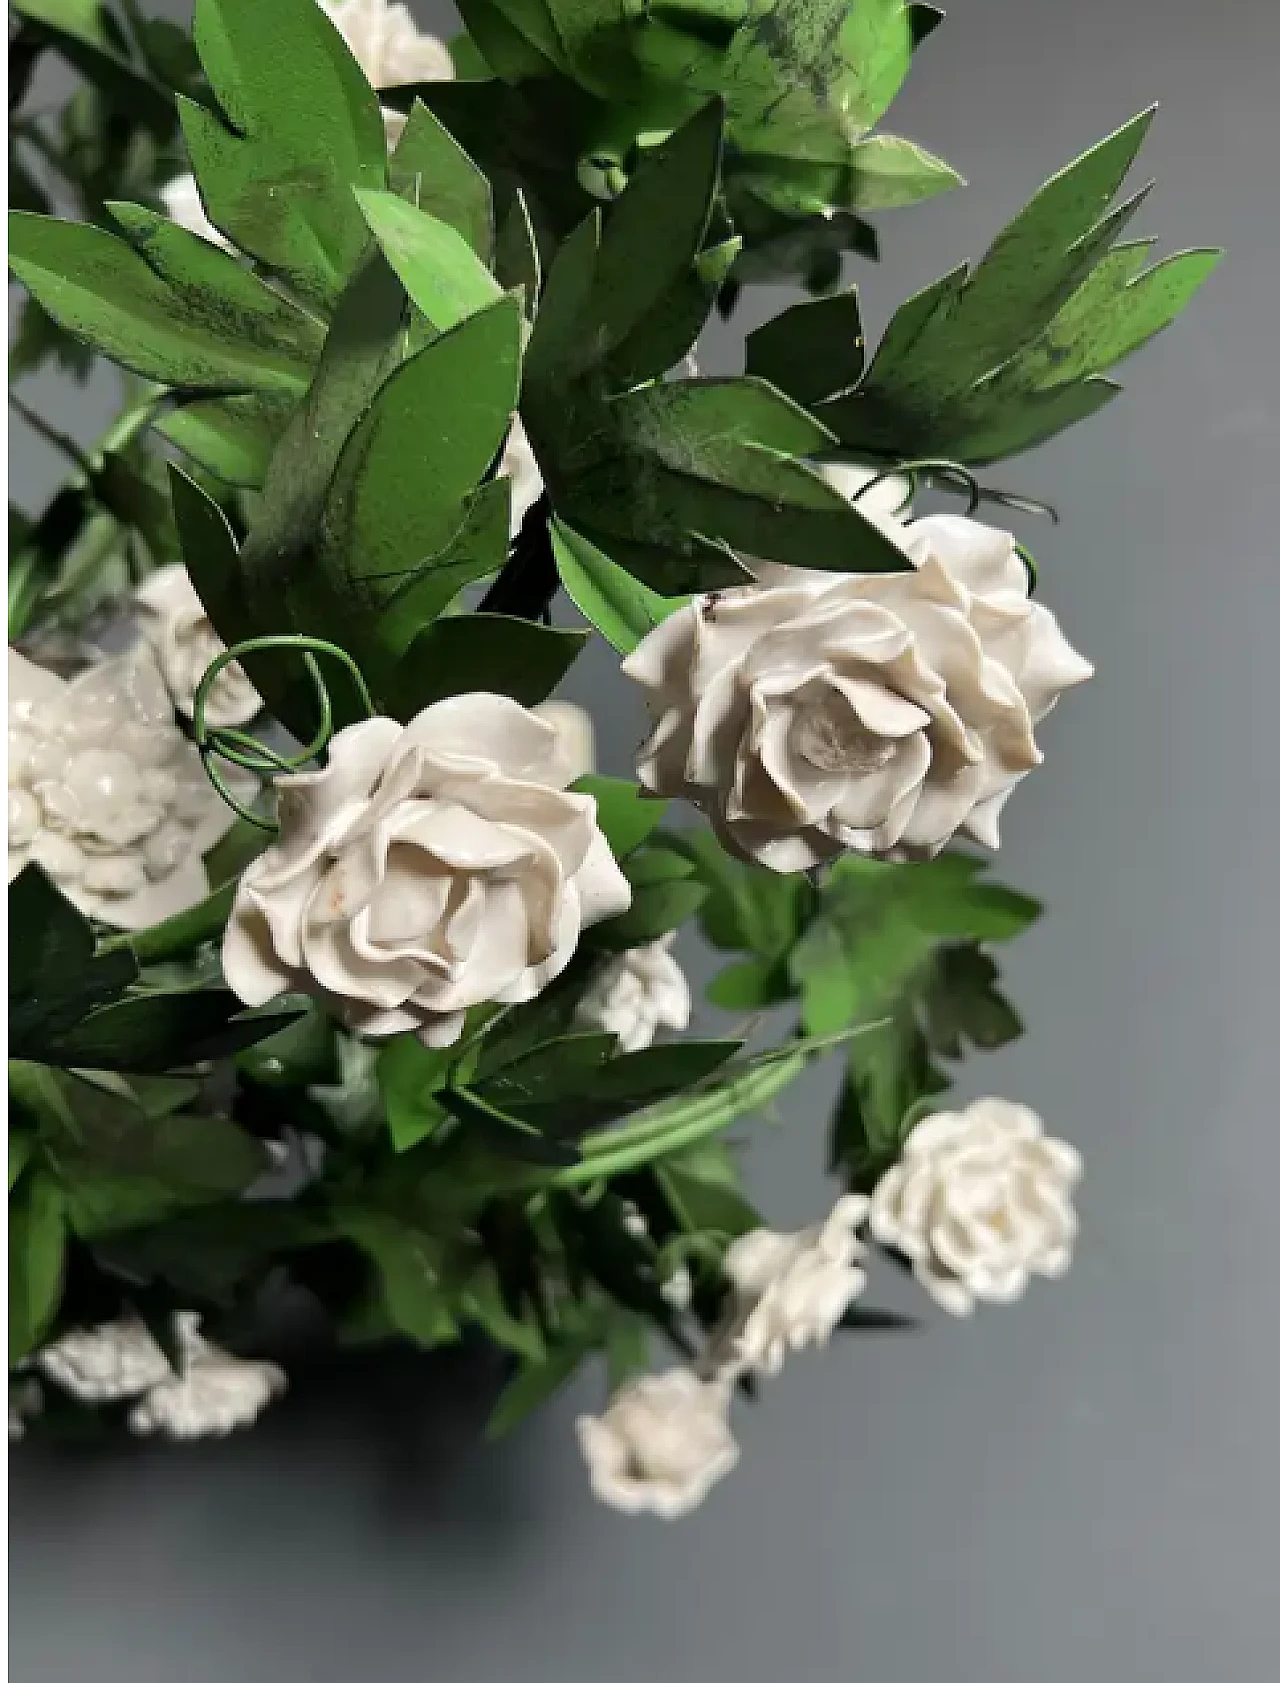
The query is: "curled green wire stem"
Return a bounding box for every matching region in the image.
[191,634,378,833]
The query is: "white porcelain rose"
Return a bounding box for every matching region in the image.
[134,564,261,729]
[721,1194,869,1376]
[127,1317,286,1441]
[869,1097,1082,1316]
[223,693,632,1047]
[577,1369,739,1519]
[577,934,692,1053]
[7,647,247,929]
[624,512,1092,871]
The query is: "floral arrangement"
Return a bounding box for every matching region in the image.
[7,0,1215,1514]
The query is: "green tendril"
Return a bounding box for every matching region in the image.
[191,635,378,833]
[853,459,1059,531]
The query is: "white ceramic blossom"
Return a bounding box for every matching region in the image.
[134,564,261,729]
[128,1320,286,1441]
[532,699,596,783]
[500,415,544,539]
[577,935,692,1053]
[7,648,247,930]
[624,513,1092,871]
[577,1369,739,1518]
[721,1195,870,1376]
[868,1097,1082,1316]
[33,1313,172,1403]
[158,172,231,249]
[8,1377,43,1441]
[223,693,632,1046]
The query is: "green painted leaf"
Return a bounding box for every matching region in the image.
[390,613,588,718]
[552,519,682,654]
[36,988,303,1074]
[119,880,238,967]
[572,775,667,859]
[180,0,386,309]
[333,1211,461,1348]
[486,1338,592,1439]
[155,392,296,490]
[8,866,139,1059]
[389,100,493,262]
[819,110,1215,462]
[493,188,542,309]
[371,479,512,659]
[8,212,313,393]
[477,1038,741,1133]
[322,296,522,603]
[9,1172,66,1363]
[673,828,815,961]
[355,188,503,332]
[845,132,964,208]
[377,1036,454,1154]
[746,289,866,408]
[588,877,707,950]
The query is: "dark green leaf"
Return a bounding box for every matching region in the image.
[180,0,386,310]
[486,1337,592,1438]
[333,1210,460,1348]
[38,988,303,1074]
[377,1035,454,1153]
[745,288,866,407]
[8,866,139,1058]
[588,878,707,950]
[390,613,587,717]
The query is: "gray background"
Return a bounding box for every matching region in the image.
[10,1,1279,1678]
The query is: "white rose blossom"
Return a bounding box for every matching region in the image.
[577,1369,739,1519]
[222,693,632,1047]
[869,1097,1082,1317]
[159,1,454,244]
[134,564,261,729]
[7,647,248,929]
[32,1313,286,1439]
[127,1322,286,1441]
[577,934,692,1053]
[720,1194,870,1377]
[624,510,1092,872]
[531,698,596,783]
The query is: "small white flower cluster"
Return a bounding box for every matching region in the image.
[578,935,693,1053]
[578,1098,1081,1518]
[28,1312,286,1440]
[7,646,248,930]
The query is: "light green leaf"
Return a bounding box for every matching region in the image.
[377,1036,454,1154]
[355,189,503,333]
[552,520,684,654]
[571,775,667,859]
[845,133,964,209]
[334,1211,460,1348]
[155,392,296,490]
[390,100,493,262]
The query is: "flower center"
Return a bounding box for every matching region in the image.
[792,701,897,776]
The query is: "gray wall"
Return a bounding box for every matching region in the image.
[10,2,1279,1679]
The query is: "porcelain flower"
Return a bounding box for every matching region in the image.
[722,1195,869,1376]
[128,1319,286,1440]
[532,698,596,783]
[8,1378,43,1441]
[33,1313,174,1403]
[869,1097,1082,1316]
[223,694,632,1046]
[158,173,231,249]
[7,647,246,929]
[578,935,692,1053]
[134,564,261,729]
[624,513,1092,872]
[577,1370,739,1518]
[500,415,544,539]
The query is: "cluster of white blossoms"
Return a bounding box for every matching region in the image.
[6,646,246,929]
[624,491,1092,872]
[27,1312,286,1439]
[133,564,261,729]
[578,934,693,1052]
[869,1097,1082,1316]
[222,694,632,1047]
[579,1098,1081,1518]
[160,0,454,248]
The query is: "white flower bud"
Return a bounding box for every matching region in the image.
[577,1370,739,1518]
[577,935,692,1052]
